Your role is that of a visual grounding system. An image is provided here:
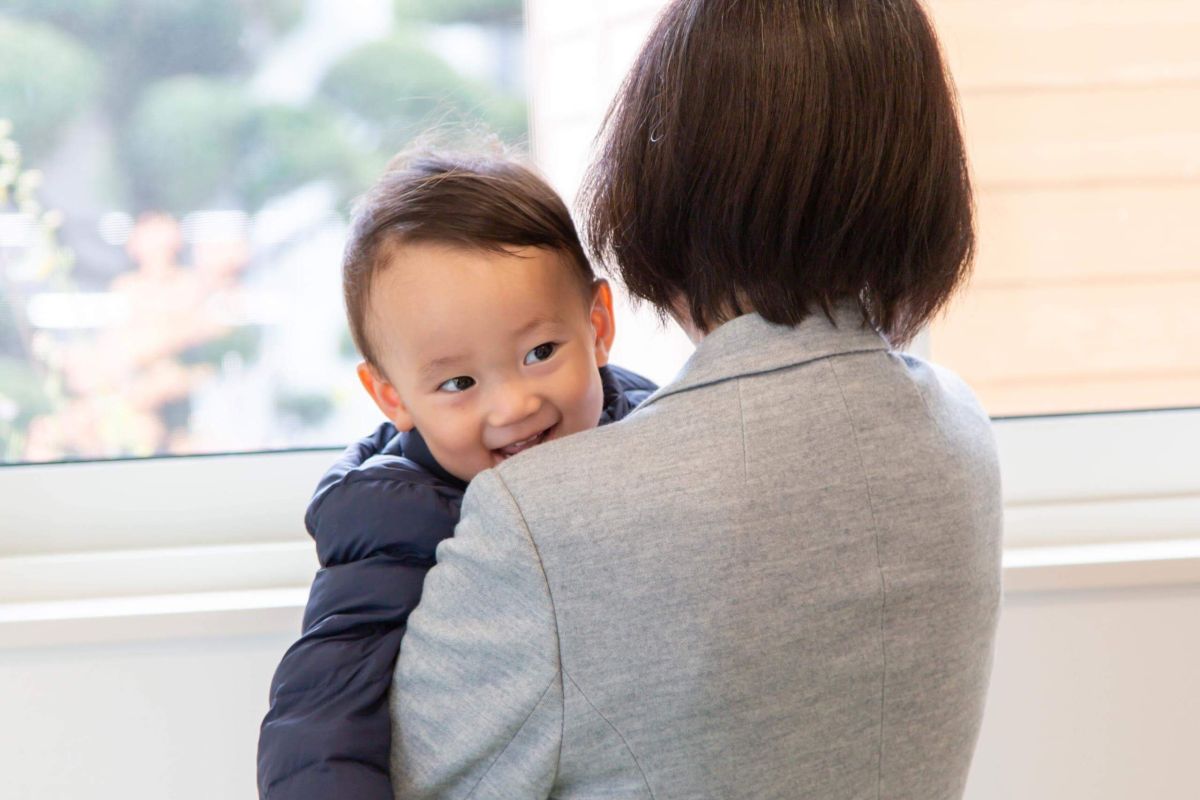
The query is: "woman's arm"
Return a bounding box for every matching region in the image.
[390,469,562,799]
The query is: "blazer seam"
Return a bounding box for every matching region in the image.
[563,670,657,800]
[488,469,567,783]
[464,670,562,800]
[828,357,890,800]
[735,377,749,481]
[889,353,973,476]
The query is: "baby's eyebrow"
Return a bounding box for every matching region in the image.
[514,315,564,337]
[420,354,469,380]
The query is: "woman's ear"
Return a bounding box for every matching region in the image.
[357,361,414,431]
[589,279,616,367]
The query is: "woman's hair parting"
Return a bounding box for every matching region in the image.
[580,0,975,345]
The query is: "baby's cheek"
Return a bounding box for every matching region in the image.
[576,372,605,429]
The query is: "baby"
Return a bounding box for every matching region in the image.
[257,153,655,800]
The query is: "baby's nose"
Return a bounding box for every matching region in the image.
[486,382,541,428]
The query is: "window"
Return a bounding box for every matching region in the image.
[920,0,1200,552]
[1,1,1197,633]
[0,0,529,465]
[924,0,1200,416]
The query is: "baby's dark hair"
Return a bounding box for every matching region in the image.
[344,152,595,368]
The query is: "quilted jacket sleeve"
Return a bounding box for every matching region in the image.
[598,364,658,425]
[257,426,462,800]
[258,558,428,799]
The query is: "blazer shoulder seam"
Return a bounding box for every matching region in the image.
[827,357,889,800]
[562,671,656,799]
[485,469,567,780]
[464,669,563,800]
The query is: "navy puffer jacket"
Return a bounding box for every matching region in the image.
[257,365,656,799]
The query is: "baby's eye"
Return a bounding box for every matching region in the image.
[437,376,476,393]
[524,342,557,365]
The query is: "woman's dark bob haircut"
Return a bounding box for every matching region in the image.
[580,0,974,345]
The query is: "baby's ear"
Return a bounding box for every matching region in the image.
[357,361,414,431]
[589,279,616,367]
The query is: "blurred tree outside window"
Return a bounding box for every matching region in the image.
[0,0,528,464]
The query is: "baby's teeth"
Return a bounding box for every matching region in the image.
[502,432,541,454]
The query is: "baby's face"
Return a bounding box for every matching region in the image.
[362,242,613,482]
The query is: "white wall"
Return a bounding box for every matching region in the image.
[3,579,1198,799]
[0,631,295,800]
[967,585,1200,799]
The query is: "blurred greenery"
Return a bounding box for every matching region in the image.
[395,0,523,25]
[253,0,307,34]
[321,34,482,145]
[0,356,53,428]
[122,77,253,214]
[0,0,124,41]
[476,91,530,142]
[179,325,264,368]
[276,390,335,428]
[339,328,359,361]
[2,0,249,116]
[0,17,99,160]
[1,0,307,107]
[123,83,373,213]
[236,103,367,212]
[103,0,248,119]
[0,120,79,458]
[0,0,527,212]
[320,34,526,153]
[0,295,21,360]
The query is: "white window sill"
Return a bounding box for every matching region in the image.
[0,588,307,650]
[2,407,1196,649]
[3,539,1198,650]
[0,540,316,648]
[994,408,1200,547]
[1002,538,1200,594]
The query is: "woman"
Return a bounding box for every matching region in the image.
[388,1,1002,797]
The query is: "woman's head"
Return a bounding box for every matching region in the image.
[581,0,974,346]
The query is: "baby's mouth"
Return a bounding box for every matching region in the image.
[493,425,555,460]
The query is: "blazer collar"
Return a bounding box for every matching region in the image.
[640,302,891,409]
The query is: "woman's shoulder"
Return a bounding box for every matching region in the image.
[890,352,989,418]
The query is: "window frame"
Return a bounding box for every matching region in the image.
[2,405,1197,647]
[995,406,1200,548]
